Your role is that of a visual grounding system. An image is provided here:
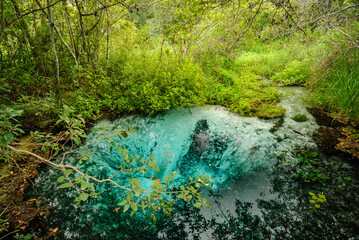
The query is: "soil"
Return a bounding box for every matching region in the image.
[0,152,50,239]
[308,107,358,160]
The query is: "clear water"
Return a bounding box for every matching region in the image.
[26,87,359,239]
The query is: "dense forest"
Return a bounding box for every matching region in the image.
[0,0,358,239]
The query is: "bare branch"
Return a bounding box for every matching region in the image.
[7,145,132,191]
[278,2,307,36]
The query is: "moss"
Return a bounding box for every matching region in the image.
[256,104,286,119]
[292,114,308,122]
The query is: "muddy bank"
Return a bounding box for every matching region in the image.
[308,107,358,160]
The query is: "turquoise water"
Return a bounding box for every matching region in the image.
[27,106,278,239]
[26,100,359,239]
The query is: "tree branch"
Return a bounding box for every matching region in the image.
[278,2,307,36]
[7,145,132,191]
[3,0,63,29]
[225,0,264,50]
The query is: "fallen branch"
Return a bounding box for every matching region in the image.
[7,145,132,191]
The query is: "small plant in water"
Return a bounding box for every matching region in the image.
[291,114,308,122]
[282,150,329,183]
[294,152,329,182]
[309,192,326,212]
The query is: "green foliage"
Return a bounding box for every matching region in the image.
[282,150,329,183]
[273,60,312,86]
[0,106,24,149]
[14,234,35,240]
[308,192,326,212]
[291,114,308,122]
[17,93,59,129]
[310,45,359,121]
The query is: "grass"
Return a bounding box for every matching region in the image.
[310,48,359,121]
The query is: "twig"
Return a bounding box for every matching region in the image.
[3,0,63,29]
[225,0,264,50]
[278,2,307,36]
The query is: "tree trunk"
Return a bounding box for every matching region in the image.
[47,0,60,84]
[0,0,4,30]
[106,8,110,60]
[62,1,78,58]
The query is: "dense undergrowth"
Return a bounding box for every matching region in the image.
[1,35,334,128]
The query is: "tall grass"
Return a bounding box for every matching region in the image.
[311,48,359,120]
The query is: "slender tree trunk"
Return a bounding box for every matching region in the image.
[106,8,110,60]
[62,1,78,58]
[35,0,77,66]
[0,0,4,30]
[9,0,33,47]
[47,0,60,84]
[74,0,88,62]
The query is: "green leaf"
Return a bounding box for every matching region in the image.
[134,188,143,197]
[118,200,128,206]
[79,193,89,201]
[315,204,320,208]
[58,183,73,188]
[193,202,202,208]
[0,136,7,148]
[126,192,133,201]
[64,169,72,176]
[121,132,128,138]
[4,132,13,142]
[74,137,81,145]
[308,192,315,196]
[82,156,89,161]
[310,200,316,203]
[41,146,49,152]
[131,204,138,212]
[118,146,124,153]
[81,181,90,190]
[57,176,66,183]
[123,204,130,213]
[9,110,23,117]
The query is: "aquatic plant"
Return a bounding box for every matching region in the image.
[308,192,326,212]
[282,151,329,183]
[291,114,308,122]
